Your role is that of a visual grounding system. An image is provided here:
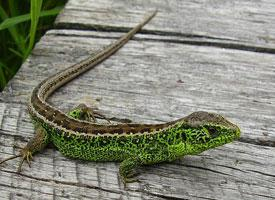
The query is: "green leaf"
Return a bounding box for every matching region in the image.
[0,6,63,31]
[0,5,26,54]
[0,62,7,90]
[24,0,43,60]
[8,48,24,58]
[8,0,19,17]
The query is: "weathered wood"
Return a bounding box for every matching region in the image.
[1,0,275,199]
[56,0,275,50]
[2,30,275,145]
[1,120,275,200]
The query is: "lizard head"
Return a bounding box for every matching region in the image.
[181,111,240,154]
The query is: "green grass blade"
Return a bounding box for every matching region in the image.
[0,6,63,31]
[8,48,24,58]
[0,5,26,53]
[0,0,66,90]
[8,0,19,17]
[0,61,7,90]
[24,0,42,59]
[0,60,13,74]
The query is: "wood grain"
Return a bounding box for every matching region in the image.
[1,0,275,199]
[56,0,275,50]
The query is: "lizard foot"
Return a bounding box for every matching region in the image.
[0,124,50,173]
[119,157,141,186]
[0,148,33,173]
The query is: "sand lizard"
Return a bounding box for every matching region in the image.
[0,11,240,184]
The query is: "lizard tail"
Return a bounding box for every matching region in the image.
[36,10,158,100]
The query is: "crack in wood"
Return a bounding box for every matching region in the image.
[53,24,275,55]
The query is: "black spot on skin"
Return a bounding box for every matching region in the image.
[95,129,106,135]
[55,128,62,135]
[81,126,88,133]
[74,127,85,133]
[87,127,96,134]
[128,124,140,127]
[129,127,138,133]
[45,112,53,121]
[114,128,124,134]
[62,119,70,127]
[139,128,151,133]
[181,133,187,141]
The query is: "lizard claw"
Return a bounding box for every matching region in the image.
[0,154,21,165]
[17,149,33,172]
[0,150,33,173]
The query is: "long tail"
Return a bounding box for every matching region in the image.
[37,10,158,100]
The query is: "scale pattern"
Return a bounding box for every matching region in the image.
[41,119,240,164]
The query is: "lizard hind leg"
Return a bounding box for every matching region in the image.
[0,124,50,172]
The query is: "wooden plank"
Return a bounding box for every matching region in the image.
[1,29,275,199]
[1,103,275,199]
[2,30,274,145]
[56,0,275,50]
[1,0,275,199]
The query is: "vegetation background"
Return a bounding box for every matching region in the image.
[0,0,67,91]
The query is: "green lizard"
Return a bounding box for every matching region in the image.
[0,11,240,183]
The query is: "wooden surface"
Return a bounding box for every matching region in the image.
[1,0,275,199]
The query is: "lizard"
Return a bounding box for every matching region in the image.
[0,10,240,184]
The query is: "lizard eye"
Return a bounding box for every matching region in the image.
[205,125,228,139]
[207,127,219,138]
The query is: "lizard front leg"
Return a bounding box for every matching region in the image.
[0,123,50,172]
[119,157,141,185]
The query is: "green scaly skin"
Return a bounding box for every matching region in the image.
[32,108,240,183]
[0,105,240,183]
